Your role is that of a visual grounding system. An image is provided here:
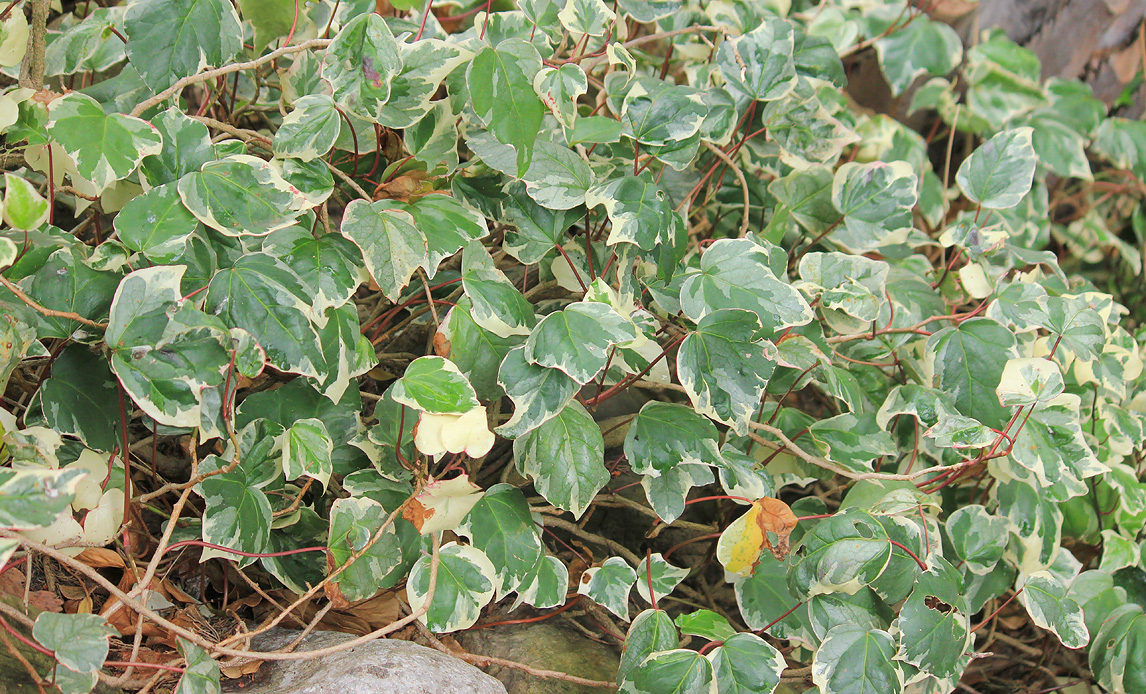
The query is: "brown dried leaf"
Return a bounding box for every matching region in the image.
[753,497,799,561]
[76,548,125,568]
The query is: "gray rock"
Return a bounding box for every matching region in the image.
[459,623,619,694]
[224,628,507,694]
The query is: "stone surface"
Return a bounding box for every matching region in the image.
[223,628,507,694]
[459,623,619,694]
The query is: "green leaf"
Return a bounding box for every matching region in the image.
[812,625,902,694]
[568,114,624,145]
[710,633,787,694]
[237,0,294,51]
[945,505,1007,574]
[1090,603,1146,693]
[770,166,838,235]
[458,483,544,599]
[282,418,333,488]
[1032,295,1106,361]
[204,253,324,378]
[717,17,797,102]
[0,468,85,530]
[33,613,115,674]
[31,344,121,452]
[807,589,893,640]
[391,356,480,415]
[1001,394,1105,502]
[524,301,637,384]
[677,309,776,435]
[195,454,273,566]
[679,238,813,332]
[535,63,587,129]
[578,556,636,620]
[624,649,715,694]
[927,318,1016,429]
[513,400,607,518]
[0,236,15,268]
[321,13,403,122]
[408,541,497,633]
[586,176,678,251]
[831,161,918,252]
[390,195,489,278]
[3,173,48,230]
[375,39,470,129]
[621,78,708,147]
[45,8,125,77]
[441,298,522,402]
[175,638,221,694]
[619,609,678,685]
[140,108,216,188]
[19,247,119,340]
[643,462,715,524]
[1019,571,1089,649]
[956,127,1037,210]
[894,556,971,679]
[177,155,307,237]
[326,496,408,602]
[1028,114,1092,180]
[495,346,578,438]
[789,508,893,599]
[468,39,545,176]
[46,92,162,192]
[467,133,593,210]
[625,401,723,475]
[808,413,897,472]
[339,199,428,301]
[270,227,364,318]
[675,609,736,642]
[114,183,200,263]
[735,554,810,641]
[996,357,1064,408]
[123,0,242,91]
[514,554,569,610]
[634,553,689,604]
[874,15,962,95]
[273,94,341,162]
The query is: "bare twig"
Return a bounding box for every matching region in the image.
[0,275,108,329]
[702,142,751,237]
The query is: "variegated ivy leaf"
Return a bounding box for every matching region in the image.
[462,242,535,338]
[624,649,715,694]
[717,17,797,102]
[996,357,1064,408]
[1002,394,1106,502]
[534,63,587,130]
[140,108,216,188]
[624,401,724,476]
[46,8,126,77]
[312,303,375,404]
[0,236,15,268]
[709,632,787,694]
[873,14,963,95]
[621,77,708,147]
[618,609,678,685]
[321,13,402,122]
[946,505,1008,575]
[468,39,545,177]
[956,127,1037,210]
[394,195,489,278]
[679,238,813,332]
[585,176,677,251]
[266,226,365,320]
[178,155,307,237]
[805,589,893,642]
[634,553,689,604]
[894,556,971,679]
[524,301,638,384]
[375,38,470,129]
[457,483,544,600]
[339,199,428,301]
[513,401,607,518]
[3,173,48,231]
[123,0,242,91]
[716,446,774,502]
[677,309,777,435]
[788,508,893,599]
[513,554,569,610]
[391,356,480,415]
[831,160,918,252]
[558,0,615,37]
[195,454,272,567]
[466,133,593,210]
[1032,294,1106,362]
[175,638,220,694]
[876,384,959,430]
[0,467,85,530]
[439,297,522,402]
[282,418,333,489]
[29,344,121,452]
[798,251,890,334]
[642,462,714,524]
[763,92,859,168]
[578,556,636,620]
[108,266,234,429]
[496,346,578,438]
[616,0,677,22]
[927,318,1017,429]
[114,183,199,263]
[326,496,406,603]
[808,413,898,472]
[925,413,997,449]
[408,542,498,633]
[273,95,341,162]
[46,92,162,192]
[812,625,903,694]
[204,253,325,379]
[32,613,116,675]
[1019,571,1089,649]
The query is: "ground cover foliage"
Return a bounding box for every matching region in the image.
[0,0,1143,692]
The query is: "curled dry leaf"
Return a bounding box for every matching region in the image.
[403,473,484,534]
[716,497,799,577]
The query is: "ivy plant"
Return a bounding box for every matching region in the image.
[0,1,1144,693]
